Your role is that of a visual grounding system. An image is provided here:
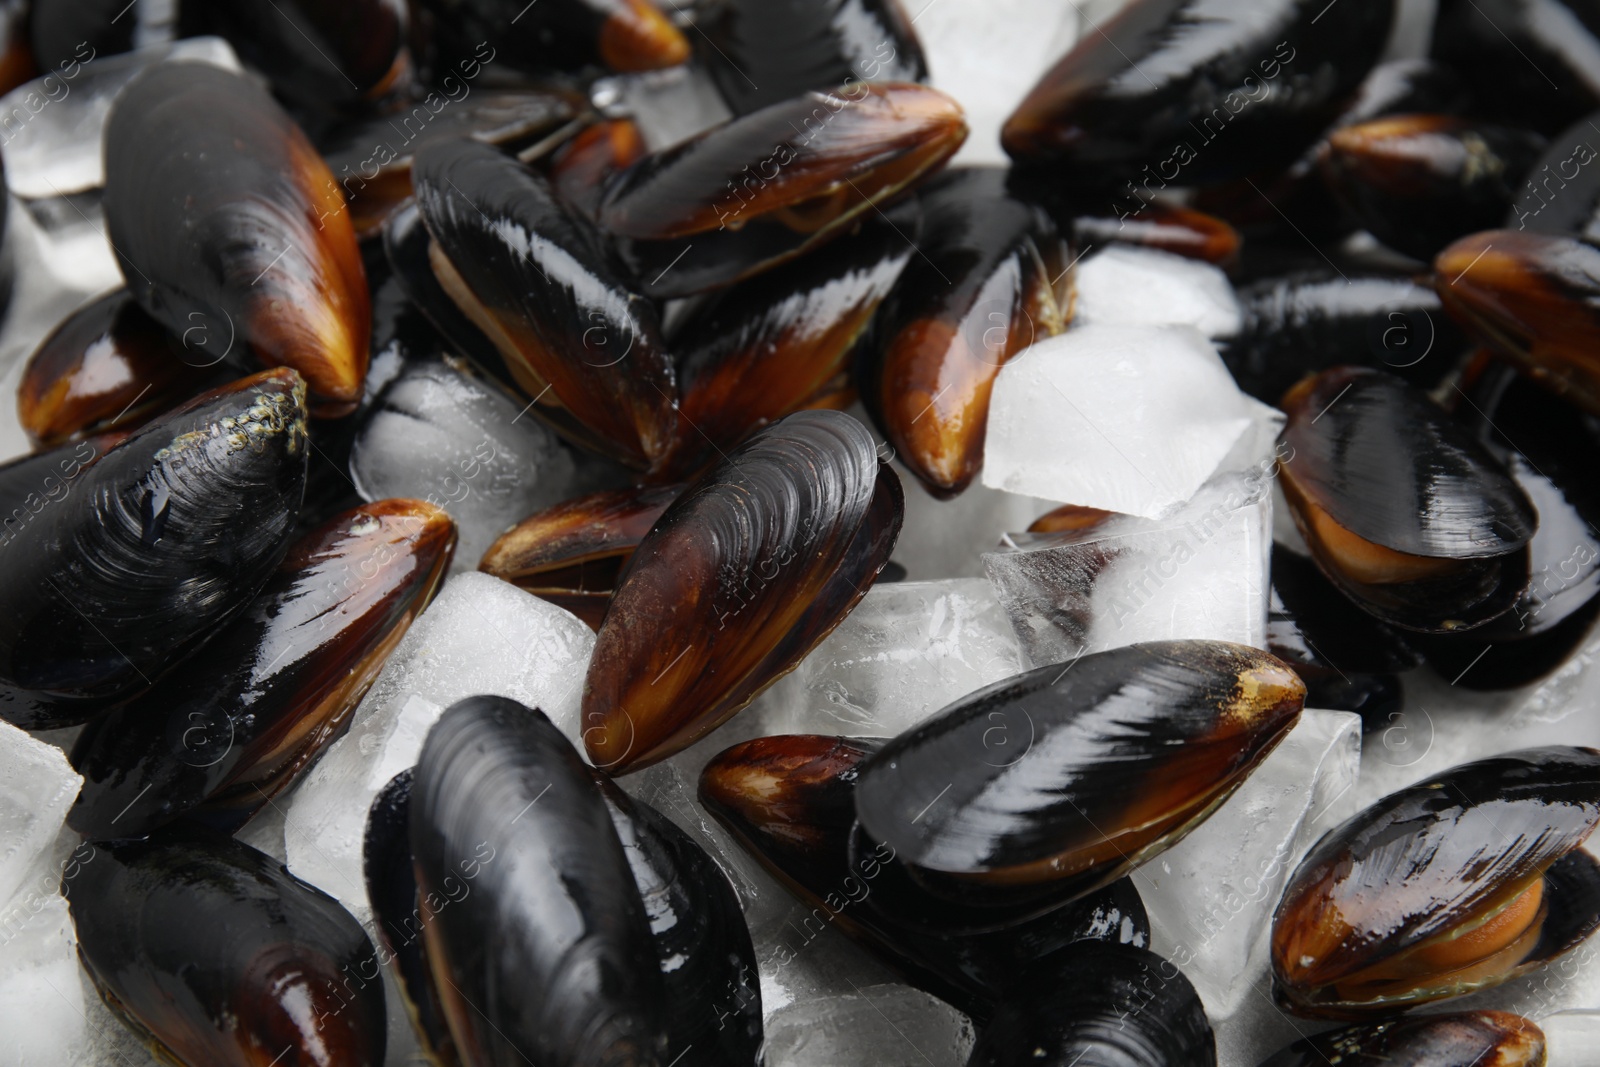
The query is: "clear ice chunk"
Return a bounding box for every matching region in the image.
[0,719,81,912]
[1138,709,1362,1020]
[762,981,975,1067]
[1072,245,1244,339]
[350,360,575,573]
[282,572,594,922]
[593,64,731,151]
[890,468,1057,580]
[1539,1011,1600,1065]
[982,325,1272,518]
[0,893,89,1065]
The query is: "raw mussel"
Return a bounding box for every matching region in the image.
[1271,746,1600,1018]
[65,828,387,1066]
[104,63,370,416]
[1276,366,1536,633]
[1433,0,1600,135]
[1508,110,1600,240]
[410,695,666,1065]
[582,409,903,773]
[479,484,681,629]
[68,500,456,839]
[597,82,966,298]
[0,369,308,716]
[1257,1010,1545,1067]
[549,117,647,220]
[965,942,1215,1067]
[1066,200,1240,266]
[413,137,678,472]
[853,640,1305,915]
[416,0,688,75]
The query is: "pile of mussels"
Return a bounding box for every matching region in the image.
[7,0,1600,1064]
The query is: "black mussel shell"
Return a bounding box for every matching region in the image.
[700,733,1151,1020]
[1272,746,1600,1018]
[696,0,926,116]
[104,64,371,416]
[862,166,1069,498]
[549,117,648,220]
[966,942,1216,1067]
[0,369,308,708]
[417,0,688,75]
[597,82,967,299]
[413,137,679,472]
[411,696,667,1064]
[1433,0,1600,135]
[1277,366,1536,633]
[854,641,1305,914]
[1258,1009,1545,1067]
[479,483,682,630]
[30,0,141,71]
[1068,200,1240,266]
[1322,115,1545,261]
[1002,0,1395,184]
[1509,111,1600,241]
[583,410,903,774]
[66,828,386,1066]
[595,776,763,1067]
[69,500,456,839]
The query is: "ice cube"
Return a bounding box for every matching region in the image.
[762,981,975,1067]
[890,470,1057,580]
[0,719,81,912]
[593,65,731,151]
[983,464,1274,666]
[282,572,593,921]
[1137,709,1362,1020]
[350,360,575,573]
[1540,1011,1600,1065]
[982,325,1270,517]
[0,893,89,1065]
[1072,245,1243,339]
[1,39,241,202]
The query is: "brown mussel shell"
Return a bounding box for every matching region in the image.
[1069,200,1240,266]
[597,82,967,298]
[413,137,679,471]
[1272,746,1600,1018]
[104,64,370,416]
[862,166,1069,498]
[854,640,1305,915]
[18,289,214,449]
[66,828,387,1067]
[479,484,681,630]
[1277,366,1536,633]
[550,117,648,219]
[1435,229,1600,416]
[582,409,903,774]
[417,0,689,75]
[411,696,666,1065]
[68,500,456,840]
[1257,1010,1546,1067]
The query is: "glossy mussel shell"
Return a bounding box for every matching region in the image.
[582,409,903,774]
[413,138,678,472]
[1435,229,1600,416]
[0,369,308,707]
[1277,366,1536,633]
[854,640,1305,913]
[597,82,966,298]
[65,829,386,1067]
[1258,1010,1545,1067]
[1508,112,1600,241]
[420,0,688,75]
[104,63,370,415]
[1271,746,1600,1018]
[550,117,648,220]
[69,500,456,839]
[411,696,666,1065]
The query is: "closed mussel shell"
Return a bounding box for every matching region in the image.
[65,828,387,1067]
[1433,0,1600,135]
[104,64,370,415]
[418,0,688,75]
[411,696,666,1065]
[68,500,456,840]
[1068,200,1240,266]
[1271,746,1600,1018]
[1257,1010,1546,1067]
[549,117,648,220]
[1277,366,1536,633]
[1508,111,1600,241]
[413,138,678,471]
[597,82,966,298]
[582,409,903,774]
[854,640,1305,914]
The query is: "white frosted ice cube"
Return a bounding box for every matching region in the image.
[283,572,593,921]
[1072,245,1243,339]
[0,719,80,912]
[1138,709,1362,1020]
[982,325,1267,517]
[350,360,575,573]
[1540,1011,1600,1066]
[0,893,89,1065]
[762,982,975,1067]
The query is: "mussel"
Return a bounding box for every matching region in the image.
[1272,746,1600,1018]
[1276,366,1536,632]
[582,409,903,773]
[549,117,648,220]
[68,500,456,839]
[1433,0,1600,135]
[853,640,1305,915]
[596,82,966,298]
[0,369,308,713]
[65,828,387,1066]
[1067,200,1240,266]
[1257,1010,1546,1067]
[104,63,370,416]
[416,0,689,75]
[1508,111,1600,240]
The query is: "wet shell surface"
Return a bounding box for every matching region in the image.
[1256,1010,1546,1067]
